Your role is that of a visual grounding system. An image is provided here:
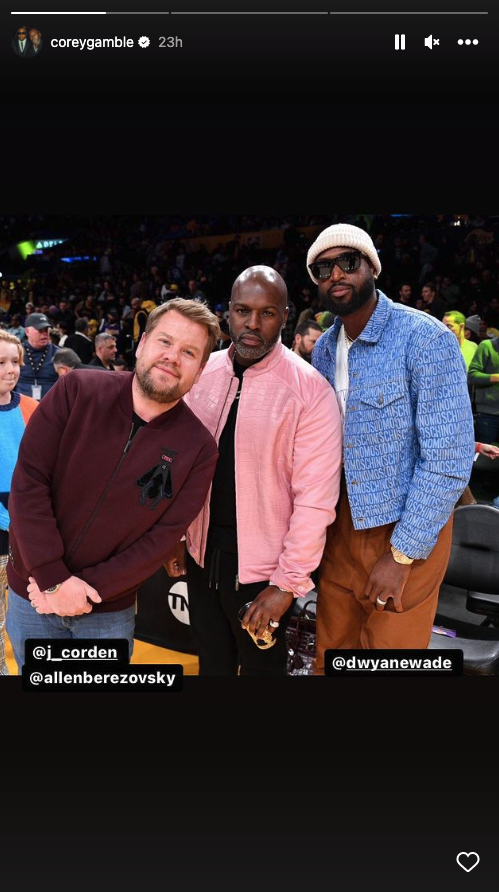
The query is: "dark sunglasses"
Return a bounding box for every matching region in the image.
[309,251,363,281]
[18,30,27,35]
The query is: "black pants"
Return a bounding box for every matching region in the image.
[187,549,292,676]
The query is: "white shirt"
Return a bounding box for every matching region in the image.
[18,38,26,52]
[334,324,353,426]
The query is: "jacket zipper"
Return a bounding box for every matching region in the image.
[67,423,141,561]
[199,376,235,560]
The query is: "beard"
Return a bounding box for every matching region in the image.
[321,274,375,318]
[229,326,281,361]
[135,359,184,404]
[297,346,312,362]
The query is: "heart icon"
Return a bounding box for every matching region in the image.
[456,852,480,872]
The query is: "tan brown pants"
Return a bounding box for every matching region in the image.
[315,485,453,673]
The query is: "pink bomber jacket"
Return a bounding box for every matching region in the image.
[184,341,343,596]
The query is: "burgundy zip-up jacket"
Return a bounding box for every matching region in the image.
[7,370,218,613]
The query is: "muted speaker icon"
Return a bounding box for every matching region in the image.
[424,35,440,48]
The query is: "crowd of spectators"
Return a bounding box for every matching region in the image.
[1,213,499,367]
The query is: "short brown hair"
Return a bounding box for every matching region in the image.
[145,298,220,363]
[0,329,24,364]
[294,320,323,339]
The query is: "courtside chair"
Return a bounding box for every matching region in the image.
[428,504,499,675]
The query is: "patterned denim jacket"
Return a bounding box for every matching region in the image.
[312,291,475,559]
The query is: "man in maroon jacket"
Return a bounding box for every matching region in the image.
[7,299,220,670]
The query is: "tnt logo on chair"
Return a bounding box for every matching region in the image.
[168,581,190,625]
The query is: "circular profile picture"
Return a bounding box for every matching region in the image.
[11,26,43,58]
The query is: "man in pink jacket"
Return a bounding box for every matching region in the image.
[166,266,342,675]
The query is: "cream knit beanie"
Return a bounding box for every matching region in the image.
[307,223,382,284]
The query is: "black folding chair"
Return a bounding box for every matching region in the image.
[428,505,499,675]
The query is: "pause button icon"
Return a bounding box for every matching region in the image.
[395,34,406,50]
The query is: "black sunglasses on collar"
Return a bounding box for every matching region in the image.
[309,250,365,281]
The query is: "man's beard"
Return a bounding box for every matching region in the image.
[229,327,280,361]
[135,359,184,404]
[297,345,312,362]
[321,275,375,318]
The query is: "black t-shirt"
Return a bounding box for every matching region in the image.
[131,411,147,440]
[208,359,245,554]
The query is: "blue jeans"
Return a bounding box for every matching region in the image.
[475,413,499,445]
[6,589,135,673]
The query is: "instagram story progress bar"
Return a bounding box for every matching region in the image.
[9,10,490,14]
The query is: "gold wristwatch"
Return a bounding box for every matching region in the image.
[390,546,414,565]
[44,583,63,594]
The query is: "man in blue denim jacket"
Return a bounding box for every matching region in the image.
[308,224,475,666]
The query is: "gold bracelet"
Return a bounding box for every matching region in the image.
[390,546,414,565]
[269,581,293,594]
